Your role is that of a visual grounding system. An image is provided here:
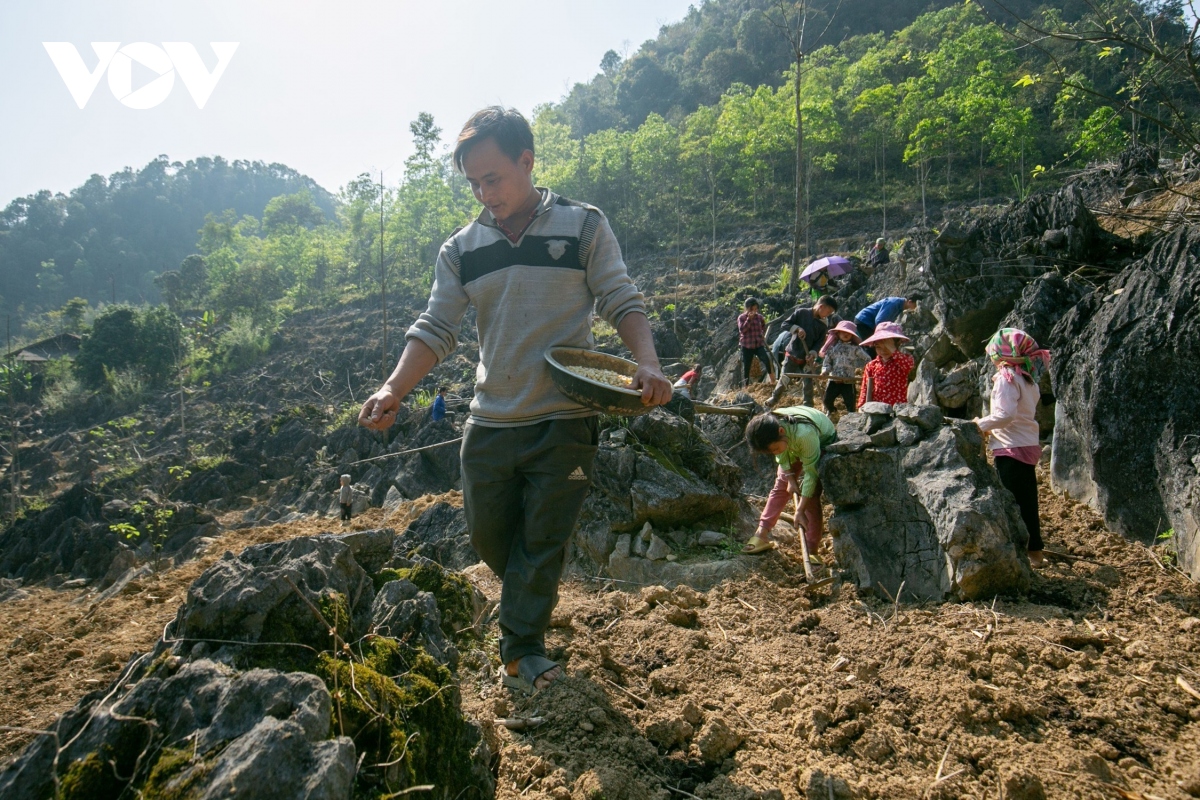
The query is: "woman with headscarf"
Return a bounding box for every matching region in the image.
[973,328,1050,567]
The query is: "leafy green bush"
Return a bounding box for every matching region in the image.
[41,359,81,414]
[215,312,270,371]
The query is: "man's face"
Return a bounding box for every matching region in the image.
[462,137,535,223]
[746,305,759,315]
[815,303,834,320]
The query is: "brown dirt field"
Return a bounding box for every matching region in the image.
[460,473,1200,800]
[3,475,1199,799]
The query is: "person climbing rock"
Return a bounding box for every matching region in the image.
[358,106,671,694]
[743,407,837,556]
[858,322,914,407]
[768,295,837,408]
[737,297,775,386]
[853,294,918,345]
[974,328,1050,568]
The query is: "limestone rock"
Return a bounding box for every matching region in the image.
[382,485,405,513]
[174,535,375,650]
[1051,228,1200,579]
[822,423,1032,601]
[371,579,458,667]
[893,403,943,432]
[613,534,632,558]
[391,502,476,571]
[645,534,672,561]
[825,434,870,455]
[0,659,355,800]
[697,530,726,547]
[919,183,1121,357]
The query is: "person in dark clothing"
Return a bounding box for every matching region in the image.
[866,238,890,269]
[768,296,838,408]
[431,386,447,422]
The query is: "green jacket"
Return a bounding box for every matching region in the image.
[773,406,837,498]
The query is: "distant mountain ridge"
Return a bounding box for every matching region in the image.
[555,0,1081,136]
[0,155,336,319]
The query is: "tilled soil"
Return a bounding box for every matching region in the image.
[459,475,1200,800]
[2,476,1199,799]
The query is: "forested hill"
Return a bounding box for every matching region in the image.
[556,0,1088,136]
[0,157,335,319]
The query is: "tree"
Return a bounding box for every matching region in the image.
[135,306,184,387]
[262,191,325,234]
[764,0,841,296]
[981,0,1200,153]
[76,306,140,388]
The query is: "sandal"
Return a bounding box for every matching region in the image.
[501,654,562,695]
[742,535,776,555]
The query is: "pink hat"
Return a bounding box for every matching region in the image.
[859,321,910,347]
[830,320,861,343]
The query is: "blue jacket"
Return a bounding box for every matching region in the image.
[854,296,906,327]
[431,394,446,421]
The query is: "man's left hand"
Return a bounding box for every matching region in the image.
[631,364,673,407]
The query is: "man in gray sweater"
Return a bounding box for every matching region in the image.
[359,107,672,692]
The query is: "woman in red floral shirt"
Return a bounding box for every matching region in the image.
[857,321,915,407]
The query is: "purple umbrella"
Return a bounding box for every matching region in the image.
[799,256,855,281]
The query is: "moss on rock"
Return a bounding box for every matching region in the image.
[377,563,478,646]
[317,643,473,798]
[141,746,210,800]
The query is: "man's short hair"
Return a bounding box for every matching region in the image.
[816,295,838,311]
[437,386,447,393]
[453,106,535,173]
[744,297,760,309]
[906,295,922,304]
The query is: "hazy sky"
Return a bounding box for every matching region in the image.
[0,1,696,204]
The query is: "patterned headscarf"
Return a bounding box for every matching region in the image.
[986,328,1050,384]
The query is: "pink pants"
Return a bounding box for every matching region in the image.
[759,464,823,552]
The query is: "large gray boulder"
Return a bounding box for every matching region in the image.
[0,532,497,799]
[0,659,355,800]
[918,185,1121,358]
[821,408,1032,601]
[1051,228,1200,578]
[174,535,376,651]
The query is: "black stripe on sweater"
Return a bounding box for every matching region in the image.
[460,235,583,285]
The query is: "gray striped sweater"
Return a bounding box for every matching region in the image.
[405,189,647,427]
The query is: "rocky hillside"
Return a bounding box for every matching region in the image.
[1,144,1199,798]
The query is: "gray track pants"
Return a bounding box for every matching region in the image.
[461,416,598,665]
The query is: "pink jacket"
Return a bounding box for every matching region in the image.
[976,372,1040,449]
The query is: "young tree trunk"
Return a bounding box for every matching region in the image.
[919,161,928,227]
[788,53,804,297]
[881,133,888,237]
